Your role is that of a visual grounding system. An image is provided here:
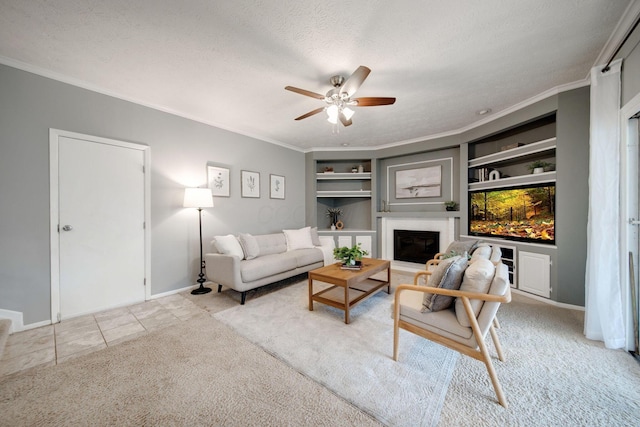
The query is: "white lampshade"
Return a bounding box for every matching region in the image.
[343,107,355,120]
[183,188,214,208]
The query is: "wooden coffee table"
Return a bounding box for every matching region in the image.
[308,258,391,324]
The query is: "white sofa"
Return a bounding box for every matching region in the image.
[204,227,335,304]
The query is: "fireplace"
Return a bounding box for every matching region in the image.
[393,230,440,264]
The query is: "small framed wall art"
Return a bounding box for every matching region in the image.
[270,174,285,199]
[241,170,260,198]
[207,165,230,197]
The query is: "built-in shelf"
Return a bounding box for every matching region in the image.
[469,171,556,191]
[468,137,556,168]
[317,190,372,197]
[376,211,461,218]
[316,172,371,180]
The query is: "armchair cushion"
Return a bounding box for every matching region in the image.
[422,255,467,312]
[455,258,496,327]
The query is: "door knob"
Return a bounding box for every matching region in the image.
[62,225,73,231]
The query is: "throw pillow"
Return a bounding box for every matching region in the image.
[283,226,315,251]
[213,234,244,259]
[422,255,467,312]
[445,240,478,256]
[489,245,502,265]
[469,244,491,263]
[455,257,496,327]
[310,227,322,246]
[238,233,260,260]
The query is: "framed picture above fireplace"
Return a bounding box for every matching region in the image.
[395,165,442,198]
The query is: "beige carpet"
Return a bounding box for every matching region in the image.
[438,293,640,426]
[0,313,381,426]
[214,281,458,426]
[2,280,640,426]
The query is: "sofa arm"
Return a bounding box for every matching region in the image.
[204,253,244,289]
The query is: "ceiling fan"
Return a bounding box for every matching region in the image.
[285,66,396,127]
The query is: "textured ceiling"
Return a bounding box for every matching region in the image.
[0,1,634,151]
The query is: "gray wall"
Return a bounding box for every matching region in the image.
[556,87,590,305]
[621,26,640,106]
[0,64,305,325]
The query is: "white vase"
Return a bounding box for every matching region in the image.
[331,225,336,231]
[533,167,544,174]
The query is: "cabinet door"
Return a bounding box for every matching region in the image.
[338,236,353,248]
[518,251,550,297]
[355,235,372,255]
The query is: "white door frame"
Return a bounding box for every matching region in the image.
[49,129,151,323]
[620,92,640,351]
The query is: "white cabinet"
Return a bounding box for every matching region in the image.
[518,251,551,297]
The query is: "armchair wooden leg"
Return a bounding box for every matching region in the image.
[393,322,400,361]
[493,317,501,329]
[490,324,505,362]
[477,335,508,408]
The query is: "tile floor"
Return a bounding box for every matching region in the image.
[1,271,412,378]
[0,288,236,378]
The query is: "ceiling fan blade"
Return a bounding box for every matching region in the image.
[285,86,325,100]
[339,112,352,127]
[294,107,325,121]
[352,97,396,106]
[340,66,371,97]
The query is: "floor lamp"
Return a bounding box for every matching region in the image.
[183,187,214,295]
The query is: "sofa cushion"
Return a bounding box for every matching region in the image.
[240,253,297,282]
[292,247,323,267]
[455,257,496,327]
[254,233,287,255]
[422,255,467,312]
[283,226,315,251]
[237,233,260,260]
[213,235,244,258]
[310,227,322,246]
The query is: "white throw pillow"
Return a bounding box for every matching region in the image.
[455,257,496,327]
[469,244,491,263]
[283,227,315,251]
[213,234,244,259]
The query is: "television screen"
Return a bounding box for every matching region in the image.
[469,185,555,244]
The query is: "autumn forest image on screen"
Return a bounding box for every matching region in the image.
[469,186,555,242]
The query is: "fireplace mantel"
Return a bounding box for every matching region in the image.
[381,216,456,272]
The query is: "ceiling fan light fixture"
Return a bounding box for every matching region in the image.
[326,104,339,124]
[343,107,355,120]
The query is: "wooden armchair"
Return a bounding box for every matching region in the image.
[393,262,511,407]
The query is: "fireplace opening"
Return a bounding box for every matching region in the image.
[393,230,440,264]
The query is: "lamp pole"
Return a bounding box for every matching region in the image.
[183,187,214,295]
[192,206,211,294]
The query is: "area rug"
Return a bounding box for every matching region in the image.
[214,281,459,426]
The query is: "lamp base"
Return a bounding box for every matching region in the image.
[191,285,212,295]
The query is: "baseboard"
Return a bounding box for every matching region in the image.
[149,283,201,300]
[511,289,585,311]
[0,309,24,333]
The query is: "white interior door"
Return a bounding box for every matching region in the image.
[52,131,147,320]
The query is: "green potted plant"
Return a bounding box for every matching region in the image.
[444,201,458,211]
[333,243,369,266]
[528,160,554,174]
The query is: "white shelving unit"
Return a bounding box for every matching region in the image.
[468,137,556,190]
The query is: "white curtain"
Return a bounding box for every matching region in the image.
[584,59,625,349]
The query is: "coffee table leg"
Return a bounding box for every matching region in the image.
[308,276,314,311]
[386,266,391,293]
[344,285,350,324]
